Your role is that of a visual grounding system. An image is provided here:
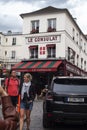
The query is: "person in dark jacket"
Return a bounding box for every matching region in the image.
[0,86,19,130]
[19,73,36,130]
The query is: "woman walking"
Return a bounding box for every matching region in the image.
[19,73,36,130]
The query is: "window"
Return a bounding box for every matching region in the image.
[30,47,38,58]
[80,39,83,50]
[12,37,16,45]
[53,78,87,92]
[31,20,39,33]
[81,58,83,69]
[84,43,86,53]
[77,54,79,66]
[5,51,7,56]
[76,33,78,44]
[40,47,46,55]
[72,28,75,40]
[11,51,16,59]
[47,45,56,58]
[84,61,86,71]
[6,38,8,42]
[47,18,56,32]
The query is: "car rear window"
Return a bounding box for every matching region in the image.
[53,78,87,93]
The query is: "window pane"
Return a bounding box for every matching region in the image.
[53,84,87,93]
[32,21,35,29]
[48,19,51,27]
[30,48,38,58]
[53,78,87,93]
[32,21,39,29]
[12,38,16,45]
[48,19,56,28]
[11,51,15,59]
[53,19,56,28]
[47,47,55,57]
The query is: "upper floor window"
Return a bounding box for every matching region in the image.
[76,33,78,44]
[12,37,16,45]
[77,54,79,67]
[31,20,39,34]
[72,28,75,40]
[84,61,86,71]
[5,51,7,56]
[84,42,86,53]
[29,46,38,58]
[6,38,8,42]
[81,58,83,69]
[47,18,56,32]
[80,39,83,50]
[47,44,56,58]
[40,47,46,55]
[11,51,16,59]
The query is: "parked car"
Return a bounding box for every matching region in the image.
[43,76,87,128]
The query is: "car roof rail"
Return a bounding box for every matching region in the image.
[53,76,87,80]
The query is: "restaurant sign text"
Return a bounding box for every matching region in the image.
[25,35,61,44]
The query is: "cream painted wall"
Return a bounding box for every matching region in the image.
[0,8,87,71]
[22,13,66,34]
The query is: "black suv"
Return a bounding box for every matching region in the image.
[43,76,87,128]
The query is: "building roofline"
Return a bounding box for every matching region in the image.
[20,6,87,41]
[20,6,66,18]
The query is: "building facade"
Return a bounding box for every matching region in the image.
[0,6,87,79]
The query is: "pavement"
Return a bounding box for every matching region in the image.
[20,99,43,130]
[0,99,43,130]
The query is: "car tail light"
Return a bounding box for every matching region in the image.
[46,93,53,101]
[47,113,53,117]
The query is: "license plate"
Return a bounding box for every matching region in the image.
[67,97,84,102]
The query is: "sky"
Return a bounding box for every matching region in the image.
[0,0,87,34]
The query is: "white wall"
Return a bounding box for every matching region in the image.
[0,9,87,71]
[22,13,66,34]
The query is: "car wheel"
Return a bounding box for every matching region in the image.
[43,113,50,128]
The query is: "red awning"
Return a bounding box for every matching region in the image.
[12,60,62,72]
[46,44,55,47]
[29,45,38,49]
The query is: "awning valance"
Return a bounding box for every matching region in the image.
[29,45,38,49]
[46,44,55,47]
[12,60,62,72]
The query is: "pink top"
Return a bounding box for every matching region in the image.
[5,77,19,96]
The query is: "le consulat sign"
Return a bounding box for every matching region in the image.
[25,35,61,44]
